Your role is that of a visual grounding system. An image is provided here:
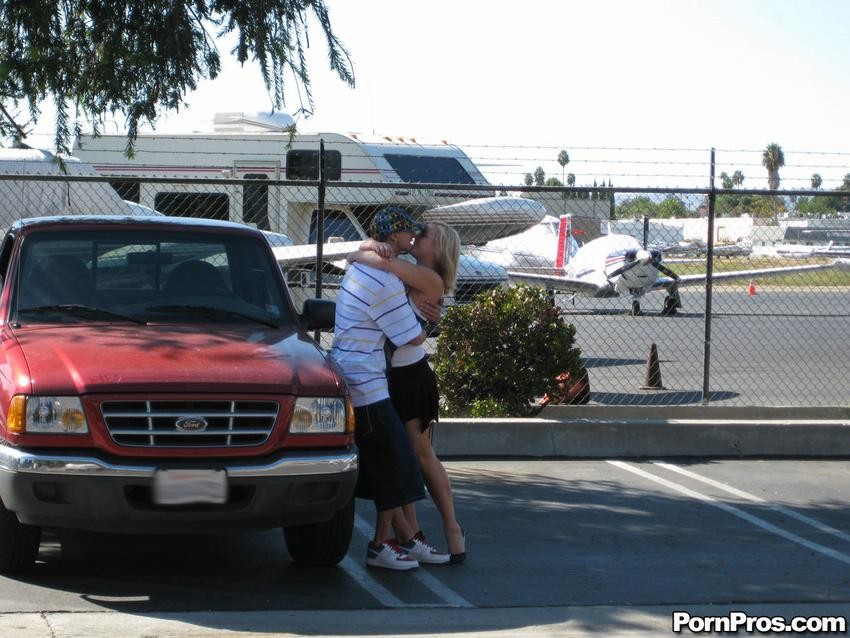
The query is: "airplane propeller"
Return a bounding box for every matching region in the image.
[657,262,680,280]
[609,247,654,279]
[650,250,680,281]
[608,249,641,278]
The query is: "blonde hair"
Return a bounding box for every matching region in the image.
[430,222,461,294]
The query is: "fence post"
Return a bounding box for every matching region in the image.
[314,139,326,300]
[702,147,716,405]
[313,140,327,343]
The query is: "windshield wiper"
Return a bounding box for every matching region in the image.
[146,304,280,329]
[17,304,147,324]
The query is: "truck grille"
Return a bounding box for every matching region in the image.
[100,400,279,448]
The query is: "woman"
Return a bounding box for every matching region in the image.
[348,221,466,563]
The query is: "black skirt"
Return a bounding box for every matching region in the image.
[389,357,439,432]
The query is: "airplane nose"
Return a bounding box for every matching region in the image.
[636,249,652,264]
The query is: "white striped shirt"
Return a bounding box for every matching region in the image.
[330,263,423,407]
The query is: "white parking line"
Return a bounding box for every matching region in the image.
[352,513,474,608]
[653,461,850,544]
[339,556,407,608]
[607,460,850,567]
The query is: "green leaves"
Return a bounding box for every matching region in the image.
[616,194,689,219]
[433,285,583,417]
[0,1,354,154]
[762,143,785,190]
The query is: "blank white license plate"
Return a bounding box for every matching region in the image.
[153,469,227,505]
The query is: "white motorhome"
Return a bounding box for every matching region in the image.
[0,148,147,224]
[72,111,544,247]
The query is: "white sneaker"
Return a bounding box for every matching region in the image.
[366,541,419,571]
[403,532,451,565]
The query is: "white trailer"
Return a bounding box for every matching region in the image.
[72,112,544,246]
[0,148,142,222]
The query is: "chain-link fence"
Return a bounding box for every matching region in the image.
[1,164,848,410]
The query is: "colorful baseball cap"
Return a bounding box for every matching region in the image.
[369,206,425,239]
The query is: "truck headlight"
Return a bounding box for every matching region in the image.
[290,397,352,434]
[7,396,89,434]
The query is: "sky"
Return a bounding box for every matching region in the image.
[28,0,850,189]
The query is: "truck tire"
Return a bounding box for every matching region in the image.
[283,497,354,566]
[0,501,41,573]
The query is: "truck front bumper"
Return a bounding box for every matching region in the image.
[0,446,358,533]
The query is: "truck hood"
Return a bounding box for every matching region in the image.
[12,324,342,396]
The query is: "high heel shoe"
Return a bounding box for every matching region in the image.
[449,527,466,564]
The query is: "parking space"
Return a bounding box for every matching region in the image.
[1,459,849,632]
[425,459,850,609]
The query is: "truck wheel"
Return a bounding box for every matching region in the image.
[0,501,41,573]
[283,497,354,566]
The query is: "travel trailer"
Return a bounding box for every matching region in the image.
[73,111,546,247]
[0,148,145,224]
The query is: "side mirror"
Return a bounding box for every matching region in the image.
[300,298,336,331]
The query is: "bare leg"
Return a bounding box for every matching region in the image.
[375,507,405,545]
[395,502,419,538]
[405,419,464,554]
[391,504,416,544]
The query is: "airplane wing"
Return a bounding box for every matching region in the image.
[508,260,846,298]
[270,240,363,268]
[505,269,615,297]
[425,196,547,245]
[672,261,842,287]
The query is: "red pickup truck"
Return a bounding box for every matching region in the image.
[0,215,357,572]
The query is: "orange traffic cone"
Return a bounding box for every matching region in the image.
[747,280,757,296]
[640,343,664,390]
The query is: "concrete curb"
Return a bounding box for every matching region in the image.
[433,406,850,457]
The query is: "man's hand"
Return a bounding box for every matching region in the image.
[409,327,427,346]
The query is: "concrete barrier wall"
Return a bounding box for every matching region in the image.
[434,406,850,458]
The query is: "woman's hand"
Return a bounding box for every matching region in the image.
[371,242,394,259]
[411,291,442,323]
[358,238,395,258]
[346,250,391,270]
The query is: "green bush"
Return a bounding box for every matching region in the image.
[434,285,583,417]
[469,398,511,418]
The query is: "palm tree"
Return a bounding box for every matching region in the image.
[557,150,570,184]
[841,174,850,213]
[811,173,822,189]
[762,143,785,190]
[732,170,744,187]
[719,172,733,189]
[556,151,570,209]
[533,166,545,186]
[567,173,575,187]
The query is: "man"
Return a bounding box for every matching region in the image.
[330,206,437,570]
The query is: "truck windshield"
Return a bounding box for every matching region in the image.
[15,229,295,327]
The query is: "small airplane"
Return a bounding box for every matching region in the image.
[501,215,848,316]
[775,241,850,259]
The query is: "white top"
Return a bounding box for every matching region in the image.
[330,263,422,407]
[391,302,427,367]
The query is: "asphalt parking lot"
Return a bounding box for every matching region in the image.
[558,288,850,408]
[2,458,849,637]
